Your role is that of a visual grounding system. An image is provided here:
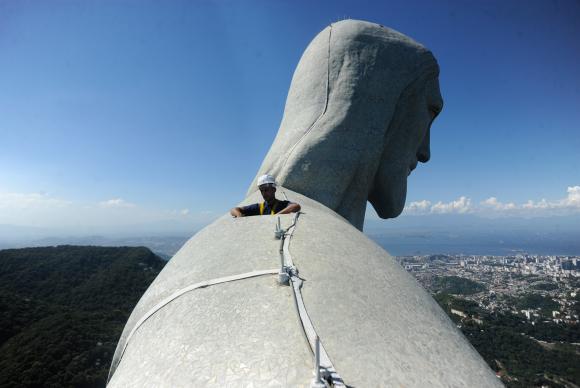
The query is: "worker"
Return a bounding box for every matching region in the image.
[230,174,301,217]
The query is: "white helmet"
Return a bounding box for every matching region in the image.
[257,174,276,187]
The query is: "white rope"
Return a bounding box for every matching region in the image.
[284,213,345,387]
[113,268,279,377]
[112,211,346,387]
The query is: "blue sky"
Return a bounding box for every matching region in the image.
[0,0,579,235]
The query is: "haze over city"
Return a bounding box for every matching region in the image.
[1,1,578,253]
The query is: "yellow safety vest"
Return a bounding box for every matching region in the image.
[259,201,278,215]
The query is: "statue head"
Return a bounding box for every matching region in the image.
[249,19,443,230]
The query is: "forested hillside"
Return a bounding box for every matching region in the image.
[0,245,165,388]
[2,245,578,387]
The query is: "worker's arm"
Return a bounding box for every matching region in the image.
[230,207,245,217]
[277,202,301,215]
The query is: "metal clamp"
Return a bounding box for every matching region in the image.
[310,336,327,388]
[277,217,290,285]
[274,217,286,239]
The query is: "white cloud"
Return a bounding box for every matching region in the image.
[0,191,211,234]
[521,198,551,210]
[404,196,472,215]
[405,200,431,213]
[169,208,193,216]
[481,186,580,216]
[481,197,517,211]
[98,198,136,208]
[567,186,580,205]
[431,196,472,214]
[404,186,580,217]
[0,192,71,209]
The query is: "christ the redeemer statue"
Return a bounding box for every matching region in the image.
[107,20,502,387]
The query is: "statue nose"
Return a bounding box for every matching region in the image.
[417,147,430,163]
[417,128,431,163]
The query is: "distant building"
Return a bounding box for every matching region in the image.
[451,309,467,318]
[521,310,531,320]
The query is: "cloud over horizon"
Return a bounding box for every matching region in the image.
[404,186,580,217]
[0,190,212,232]
[0,192,71,209]
[98,198,136,208]
[2,186,579,234]
[431,196,472,214]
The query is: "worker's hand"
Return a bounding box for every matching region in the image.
[230,207,244,217]
[278,203,301,214]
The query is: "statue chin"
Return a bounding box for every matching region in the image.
[369,174,407,219]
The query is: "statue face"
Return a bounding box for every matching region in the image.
[252,20,444,229]
[369,76,443,218]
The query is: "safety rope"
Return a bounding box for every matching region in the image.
[112,210,347,387]
[112,268,279,378]
[283,212,345,387]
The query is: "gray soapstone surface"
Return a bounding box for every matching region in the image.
[108,277,312,387]
[108,188,502,387]
[249,19,444,230]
